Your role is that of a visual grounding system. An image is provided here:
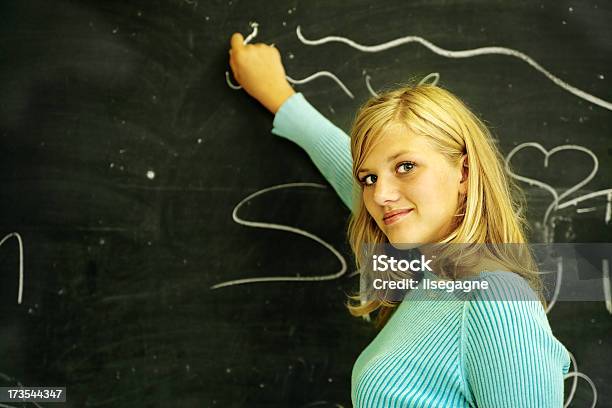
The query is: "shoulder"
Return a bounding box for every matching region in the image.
[470,270,540,302]
[462,271,552,338]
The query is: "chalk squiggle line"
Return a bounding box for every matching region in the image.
[243,21,259,44]
[0,232,24,304]
[287,73,354,99]
[563,351,597,408]
[296,26,612,112]
[364,75,377,98]
[227,70,354,99]
[210,183,347,289]
[365,72,441,98]
[419,72,440,86]
[603,259,612,314]
[564,344,579,407]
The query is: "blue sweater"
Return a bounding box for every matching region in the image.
[272,93,571,407]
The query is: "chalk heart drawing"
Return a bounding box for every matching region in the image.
[505,143,599,228]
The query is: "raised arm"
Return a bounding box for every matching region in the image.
[229,33,355,211]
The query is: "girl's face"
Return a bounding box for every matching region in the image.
[357,123,467,245]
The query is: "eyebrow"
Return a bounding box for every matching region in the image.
[358,151,415,174]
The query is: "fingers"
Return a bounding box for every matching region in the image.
[230,32,244,50]
[228,55,238,78]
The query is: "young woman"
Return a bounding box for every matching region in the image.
[229,33,571,407]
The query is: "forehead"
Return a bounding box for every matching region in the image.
[365,123,433,159]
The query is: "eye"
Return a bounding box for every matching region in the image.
[360,174,377,186]
[397,162,415,173]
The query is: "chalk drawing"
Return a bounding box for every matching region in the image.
[558,189,612,225]
[296,26,612,111]
[418,72,440,86]
[504,143,600,239]
[364,75,377,98]
[505,142,612,316]
[210,183,347,289]
[0,233,24,305]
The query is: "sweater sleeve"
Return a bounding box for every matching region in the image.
[271,92,356,212]
[462,272,571,408]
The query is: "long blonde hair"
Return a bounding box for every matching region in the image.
[345,84,543,329]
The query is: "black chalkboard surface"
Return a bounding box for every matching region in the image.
[1,1,610,407]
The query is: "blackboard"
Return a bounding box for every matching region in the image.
[1,0,610,407]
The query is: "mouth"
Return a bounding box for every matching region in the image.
[383,209,413,226]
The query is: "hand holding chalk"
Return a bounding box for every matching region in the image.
[229,33,295,114]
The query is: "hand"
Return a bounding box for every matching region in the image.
[229,33,295,114]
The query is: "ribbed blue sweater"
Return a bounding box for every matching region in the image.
[272,93,571,407]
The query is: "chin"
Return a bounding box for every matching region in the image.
[386,233,421,249]
[389,242,421,250]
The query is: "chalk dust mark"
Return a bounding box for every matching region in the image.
[576,207,596,213]
[0,233,24,304]
[183,0,197,9]
[211,183,347,289]
[296,26,612,111]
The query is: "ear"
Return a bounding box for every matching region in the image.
[459,154,468,195]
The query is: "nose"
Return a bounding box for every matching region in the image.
[372,176,400,206]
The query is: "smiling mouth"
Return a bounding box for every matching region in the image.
[383,209,413,225]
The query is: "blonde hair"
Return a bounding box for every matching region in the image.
[345,83,543,329]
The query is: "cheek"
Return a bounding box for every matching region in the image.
[415,173,459,216]
[362,191,384,227]
[362,191,377,217]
